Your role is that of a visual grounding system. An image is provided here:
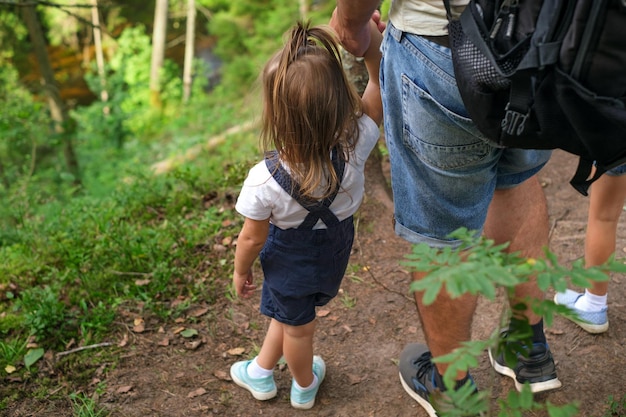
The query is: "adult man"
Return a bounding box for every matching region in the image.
[331,1,561,415]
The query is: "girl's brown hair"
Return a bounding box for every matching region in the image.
[261,21,362,200]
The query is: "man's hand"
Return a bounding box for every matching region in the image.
[330,7,384,57]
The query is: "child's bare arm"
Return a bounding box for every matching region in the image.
[233,217,269,297]
[361,20,383,126]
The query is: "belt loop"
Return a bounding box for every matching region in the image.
[388,23,403,42]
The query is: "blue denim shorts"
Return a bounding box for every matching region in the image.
[380,23,552,249]
[607,163,626,176]
[259,217,354,326]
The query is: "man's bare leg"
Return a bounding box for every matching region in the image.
[484,175,549,324]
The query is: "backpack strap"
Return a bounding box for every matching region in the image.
[264,149,345,230]
[569,158,606,197]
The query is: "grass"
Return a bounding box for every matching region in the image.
[0,99,259,411]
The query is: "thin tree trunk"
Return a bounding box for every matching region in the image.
[91,0,109,106]
[299,0,309,21]
[182,0,196,103]
[21,1,80,184]
[150,0,168,107]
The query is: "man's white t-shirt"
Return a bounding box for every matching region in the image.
[389,0,469,36]
[235,115,380,230]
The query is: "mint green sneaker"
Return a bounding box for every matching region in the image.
[290,355,326,410]
[554,289,608,334]
[230,360,277,400]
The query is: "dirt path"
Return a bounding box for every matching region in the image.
[7,150,626,417]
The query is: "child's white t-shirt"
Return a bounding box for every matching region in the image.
[235,115,380,230]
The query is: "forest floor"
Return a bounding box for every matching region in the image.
[4,149,626,417]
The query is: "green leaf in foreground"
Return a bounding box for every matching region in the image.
[24,348,44,369]
[180,329,198,338]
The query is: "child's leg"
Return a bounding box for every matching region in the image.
[283,320,316,388]
[230,318,284,401]
[256,318,285,370]
[584,173,626,298]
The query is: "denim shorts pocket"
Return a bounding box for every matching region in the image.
[401,74,492,170]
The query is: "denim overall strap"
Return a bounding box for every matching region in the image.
[264,149,345,229]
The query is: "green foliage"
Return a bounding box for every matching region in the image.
[73,25,183,148]
[404,227,624,416]
[40,0,89,48]
[0,337,28,371]
[431,380,490,417]
[16,285,68,343]
[600,394,626,417]
[0,66,54,195]
[205,0,325,96]
[0,10,28,64]
[70,388,110,417]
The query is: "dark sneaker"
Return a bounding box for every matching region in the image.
[399,343,482,417]
[488,333,562,393]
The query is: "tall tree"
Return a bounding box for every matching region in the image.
[20,0,80,183]
[91,0,109,107]
[150,0,169,107]
[299,0,309,21]
[182,0,195,103]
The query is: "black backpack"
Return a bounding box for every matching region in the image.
[444,0,626,195]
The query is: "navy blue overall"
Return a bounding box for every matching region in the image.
[259,149,355,326]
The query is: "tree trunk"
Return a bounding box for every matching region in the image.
[21,2,81,184]
[341,50,393,212]
[150,0,169,107]
[299,0,309,21]
[182,0,196,103]
[91,0,109,105]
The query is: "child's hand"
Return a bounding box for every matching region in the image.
[233,269,257,298]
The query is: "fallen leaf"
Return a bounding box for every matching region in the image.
[135,279,150,286]
[213,244,227,253]
[180,328,198,338]
[342,325,353,333]
[317,309,331,317]
[185,340,202,350]
[214,370,230,381]
[173,326,185,334]
[347,374,364,385]
[24,348,44,369]
[188,307,209,318]
[227,347,245,356]
[133,321,145,333]
[116,385,133,394]
[174,317,185,323]
[118,334,129,347]
[157,338,170,347]
[187,388,206,398]
[5,365,16,374]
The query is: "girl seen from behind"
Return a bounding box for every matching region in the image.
[229,19,383,410]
